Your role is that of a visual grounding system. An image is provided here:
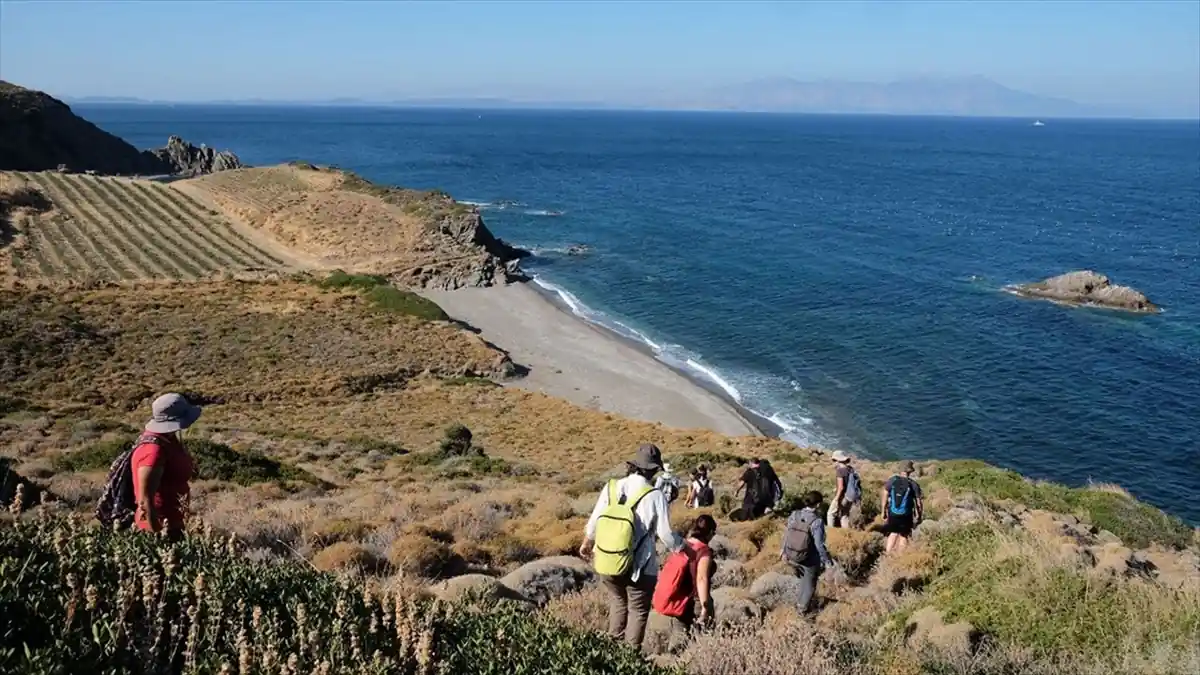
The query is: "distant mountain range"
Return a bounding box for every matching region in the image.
[62,76,1151,118]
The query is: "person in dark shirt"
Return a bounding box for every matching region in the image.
[881,460,924,554]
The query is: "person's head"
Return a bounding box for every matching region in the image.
[802,490,823,510]
[899,460,915,476]
[626,443,664,480]
[831,450,851,465]
[145,393,201,437]
[749,458,761,468]
[687,514,717,543]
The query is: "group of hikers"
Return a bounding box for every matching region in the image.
[105,393,924,654]
[579,443,924,650]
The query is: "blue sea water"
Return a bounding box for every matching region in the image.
[79,105,1200,523]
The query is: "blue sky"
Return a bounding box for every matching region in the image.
[1,0,1197,116]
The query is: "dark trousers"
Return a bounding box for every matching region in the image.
[600,573,656,649]
[796,563,822,614]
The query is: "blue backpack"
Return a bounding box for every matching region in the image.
[888,477,914,516]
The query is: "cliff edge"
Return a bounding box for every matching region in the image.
[0,81,241,176]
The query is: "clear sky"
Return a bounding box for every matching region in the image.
[1,0,1197,116]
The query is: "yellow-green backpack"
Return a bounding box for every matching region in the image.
[593,480,655,577]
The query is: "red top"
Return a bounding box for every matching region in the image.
[130,433,193,532]
[686,539,714,590]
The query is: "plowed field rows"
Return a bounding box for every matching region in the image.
[3,172,286,281]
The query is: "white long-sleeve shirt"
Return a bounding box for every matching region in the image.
[584,473,682,581]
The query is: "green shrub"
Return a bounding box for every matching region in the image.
[439,423,476,457]
[925,522,1200,660]
[671,451,746,472]
[50,438,320,487]
[364,286,449,320]
[344,436,407,456]
[0,511,665,675]
[318,269,388,291]
[442,375,499,387]
[935,461,1192,549]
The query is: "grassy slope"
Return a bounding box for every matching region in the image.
[1,274,1196,674]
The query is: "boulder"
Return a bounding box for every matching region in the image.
[904,606,980,655]
[1010,270,1160,313]
[748,571,806,611]
[1091,543,1140,578]
[431,574,531,605]
[500,555,593,606]
[706,534,743,561]
[709,587,764,627]
[146,135,244,176]
[1141,547,1200,590]
[711,560,749,588]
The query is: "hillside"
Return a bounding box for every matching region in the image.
[2,269,1197,675]
[178,163,528,288]
[0,81,241,175]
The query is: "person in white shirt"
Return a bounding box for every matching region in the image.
[579,444,681,649]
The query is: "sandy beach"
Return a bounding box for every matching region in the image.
[424,282,762,437]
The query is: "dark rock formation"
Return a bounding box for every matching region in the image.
[147,135,244,177]
[565,244,590,256]
[1010,270,1160,313]
[0,81,242,176]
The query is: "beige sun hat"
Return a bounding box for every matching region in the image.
[831,450,851,463]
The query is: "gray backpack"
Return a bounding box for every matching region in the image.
[780,509,818,565]
[843,468,862,504]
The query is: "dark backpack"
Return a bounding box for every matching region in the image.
[752,469,776,506]
[780,509,818,566]
[696,478,714,507]
[95,433,159,529]
[888,476,914,516]
[843,468,862,504]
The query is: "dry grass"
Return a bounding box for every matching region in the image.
[178,165,517,286]
[545,586,610,634]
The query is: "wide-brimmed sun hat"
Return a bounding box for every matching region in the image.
[629,443,664,472]
[145,393,202,434]
[831,450,851,463]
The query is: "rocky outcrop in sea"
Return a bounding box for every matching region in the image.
[1010,270,1160,313]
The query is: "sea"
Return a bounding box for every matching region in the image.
[78,105,1200,524]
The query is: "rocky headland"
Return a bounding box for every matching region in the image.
[0,81,241,176]
[1010,270,1161,313]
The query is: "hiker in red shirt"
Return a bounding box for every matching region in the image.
[652,514,717,651]
[132,393,200,538]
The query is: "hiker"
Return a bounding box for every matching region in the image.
[580,444,681,649]
[780,490,834,615]
[737,458,783,519]
[881,460,924,554]
[827,450,863,528]
[759,459,783,512]
[655,462,681,504]
[133,393,200,539]
[685,465,715,509]
[652,514,717,650]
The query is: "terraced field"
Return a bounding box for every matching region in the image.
[2,171,288,281]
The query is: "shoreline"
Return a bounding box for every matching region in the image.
[524,279,784,438]
[423,281,769,439]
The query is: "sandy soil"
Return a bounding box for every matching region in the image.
[424,283,762,437]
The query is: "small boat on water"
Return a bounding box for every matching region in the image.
[1032,120,1046,127]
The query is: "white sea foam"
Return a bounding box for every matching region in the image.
[531,275,834,448]
[525,209,565,217]
[457,200,492,207]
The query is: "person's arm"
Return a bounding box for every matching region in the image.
[915,484,924,523]
[135,463,165,533]
[880,484,889,518]
[695,555,713,623]
[578,485,610,558]
[834,475,846,505]
[810,518,833,568]
[653,492,683,551]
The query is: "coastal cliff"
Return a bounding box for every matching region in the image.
[0,81,241,176]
